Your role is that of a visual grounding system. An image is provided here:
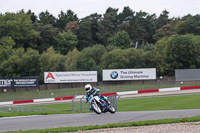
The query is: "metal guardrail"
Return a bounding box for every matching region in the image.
[109,95,120,111]
[72,95,120,112]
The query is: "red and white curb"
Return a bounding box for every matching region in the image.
[0,96,75,106]
[0,86,200,106]
[117,86,200,95]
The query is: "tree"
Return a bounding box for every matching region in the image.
[175,15,200,35]
[101,49,129,69]
[77,18,93,50]
[64,48,80,71]
[90,44,107,66]
[193,36,200,68]
[20,48,41,76]
[77,44,106,71]
[0,36,15,63]
[33,23,58,53]
[77,48,97,71]
[0,48,40,77]
[85,13,102,44]
[56,10,78,31]
[38,10,56,25]
[107,31,131,48]
[134,11,157,43]
[0,48,24,77]
[0,12,40,49]
[153,24,174,40]
[118,22,145,43]
[39,47,66,82]
[0,36,15,49]
[153,37,171,75]
[165,34,200,74]
[40,47,66,71]
[117,6,135,24]
[40,47,65,76]
[125,48,154,68]
[54,30,78,55]
[96,7,118,45]
[153,34,200,75]
[26,10,38,23]
[65,21,79,34]
[156,10,170,29]
[101,47,154,70]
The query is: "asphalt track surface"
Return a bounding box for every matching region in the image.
[1,109,200,132]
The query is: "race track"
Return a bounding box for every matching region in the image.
[1,109,200,132]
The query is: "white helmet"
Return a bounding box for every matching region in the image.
[85,84,92,93]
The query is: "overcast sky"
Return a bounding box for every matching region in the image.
[0,0,200,18]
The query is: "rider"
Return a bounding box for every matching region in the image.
[85,84,110,110]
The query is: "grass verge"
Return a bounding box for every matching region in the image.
[1,83,200,102]
[1,94,200,117]
[117,94,200,111]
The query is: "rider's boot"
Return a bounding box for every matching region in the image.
[89,106,93,111]
[107,100,111,105]
[105,99,111,105]
[104,97,111,105]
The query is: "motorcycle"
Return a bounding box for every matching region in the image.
[88,95,115,114]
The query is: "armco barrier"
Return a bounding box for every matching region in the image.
[0,85,200,106]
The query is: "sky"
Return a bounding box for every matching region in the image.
[0,0,200,18]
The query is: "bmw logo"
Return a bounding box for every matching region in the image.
[110,71,118,79]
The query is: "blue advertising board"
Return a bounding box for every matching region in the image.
[0,77,39,88]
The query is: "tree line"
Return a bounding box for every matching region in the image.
[0,7,200,82]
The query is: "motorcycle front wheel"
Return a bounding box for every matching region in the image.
[108,105,115,114]
[91,102,102,114]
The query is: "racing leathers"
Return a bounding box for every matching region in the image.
[85,88,109,110]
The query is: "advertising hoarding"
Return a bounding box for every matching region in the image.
[103,68,156,81]
[44,71,97,83]
[0,77,39,88]
[175,69,200,81]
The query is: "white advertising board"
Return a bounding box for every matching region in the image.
[44,71,97,83]
[103,68,156,81]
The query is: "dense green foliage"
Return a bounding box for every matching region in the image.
[1,8,200,82]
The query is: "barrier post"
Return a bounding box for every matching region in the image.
[72,96,76,111]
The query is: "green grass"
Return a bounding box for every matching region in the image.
[32,103,73,111]
[0,103,82,118]
[2,94,200,132]
[1,94,200,118]
[1,83,200,102]
[117,94,200,111]
[5,116,200,133]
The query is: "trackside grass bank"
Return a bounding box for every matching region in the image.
[1,93,200,117]
[117,94,200,111]
[5,116,200,133]
[1,83,200,102]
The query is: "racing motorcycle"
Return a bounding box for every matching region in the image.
[88,95,115,114]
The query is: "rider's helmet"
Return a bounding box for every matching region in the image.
[85,84,92,93]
